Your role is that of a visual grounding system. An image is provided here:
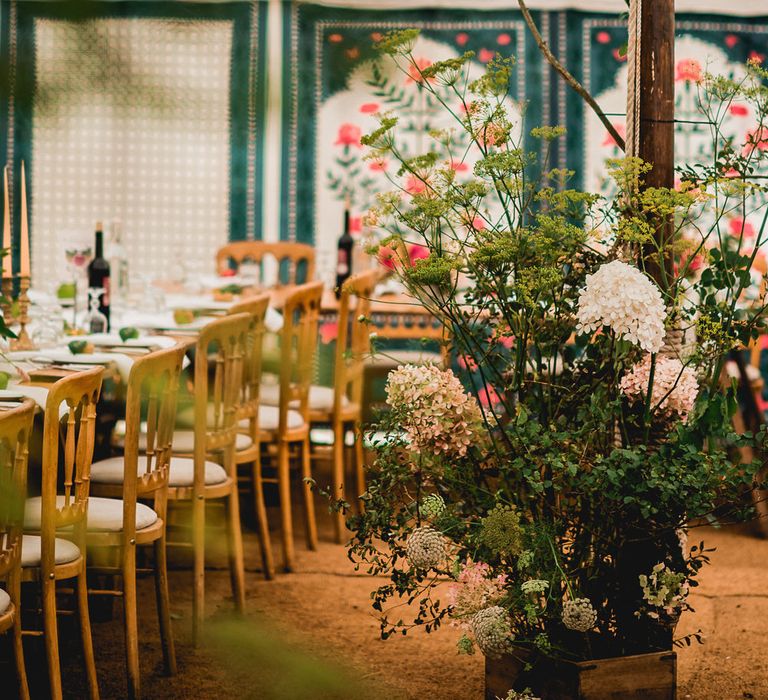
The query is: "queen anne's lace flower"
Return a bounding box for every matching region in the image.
[521,579,549,596]
[561,598,597,632]
[419,493,446,521]
[620,355,699,420]
[499,690,541,700]
[576,260,667,352]
[405,526,446,570]
[477,504,524,558]
[470,605,514,658]
[386,364,483,458]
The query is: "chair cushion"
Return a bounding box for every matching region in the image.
[20,534,81,568]
[259,384,348,412]
[167,457,227,486]
[170,430,253,454]
[364,350,443,369]
[251,405,304,431]
[24,496,158,532]
[91,455,228,487]
[113,421,250,453]
[0,587,10,614]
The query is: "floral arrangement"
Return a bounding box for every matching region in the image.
[345,29,768,674]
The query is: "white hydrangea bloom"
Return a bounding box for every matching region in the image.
[576,260,667,353]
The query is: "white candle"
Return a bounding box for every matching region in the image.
[2,166,10,278]
[19,160,29,277]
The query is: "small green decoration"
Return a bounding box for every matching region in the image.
[0,371,9,390]
[68,340,88,355]
[119,327,139,342]
[57,282,76,300]
[173,309,195,325]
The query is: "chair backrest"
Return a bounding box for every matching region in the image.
[335,270,378,410]
[228,294,270,434]
[41,367,103,562]
[121,343,189,536]
[0,399,35,580]
[216,241,315,286]
[278,281,324,430]
[194,313,251,478]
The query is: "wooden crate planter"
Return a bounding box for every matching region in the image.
[485,650,676,700]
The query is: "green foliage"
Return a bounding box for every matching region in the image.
[347,32,768,665]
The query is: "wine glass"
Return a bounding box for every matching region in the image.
[85,288,108,334]
[62,231,94,325]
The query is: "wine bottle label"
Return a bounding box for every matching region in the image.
[102,277,111,306]
[337,250,349,275]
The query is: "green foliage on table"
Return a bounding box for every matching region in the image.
[57,282,76,299]
[347,31,768,665]
[173,309,195,325]
[218,283,244,295]
[118,326,139,342]
[68,339,88,355]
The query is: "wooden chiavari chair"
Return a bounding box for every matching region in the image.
[0,399,35,700]
[88,343,188,698]
[260,281,323,572]
[261,272,375,542]
[21,367,103,700]
[165,313,251,642]
[226,295,275,579]
[216,241,315,286]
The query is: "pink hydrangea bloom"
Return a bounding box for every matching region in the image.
[447,558,508,622]
[386,364,483,458]
[620,355,699,420]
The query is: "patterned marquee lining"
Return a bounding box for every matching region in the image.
[284,3,548,283]
[31,17,233,286]
[0,1,767,284]
[285,3,768,284]
[1,0,265,284]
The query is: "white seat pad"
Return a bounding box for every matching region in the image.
[91,455,228,487]
[259,384,348,412]
[250,405,304,431]
[0,587,10,614]
[170,430,253,454]
[24,496,158,532]
[20,534,81,568]
[113,421,251,453]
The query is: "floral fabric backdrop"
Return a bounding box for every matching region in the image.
[283,3,551,285]
[284,3,768,284]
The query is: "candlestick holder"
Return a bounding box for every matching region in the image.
[0,275,12,324]
[10,275,35,351]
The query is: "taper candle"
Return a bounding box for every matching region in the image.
[2,166,10,277]
[19,160,29,277]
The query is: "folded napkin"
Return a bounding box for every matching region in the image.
[79,333,177,350]
[5,349,134,383]
[4,383,67,417]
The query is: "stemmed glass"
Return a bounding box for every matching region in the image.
[85,288,108,334]
[63,233,94,326]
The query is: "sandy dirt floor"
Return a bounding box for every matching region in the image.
[4,473,768,699]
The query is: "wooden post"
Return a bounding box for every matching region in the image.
[617,1,678,655]
[627,0,675,288]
